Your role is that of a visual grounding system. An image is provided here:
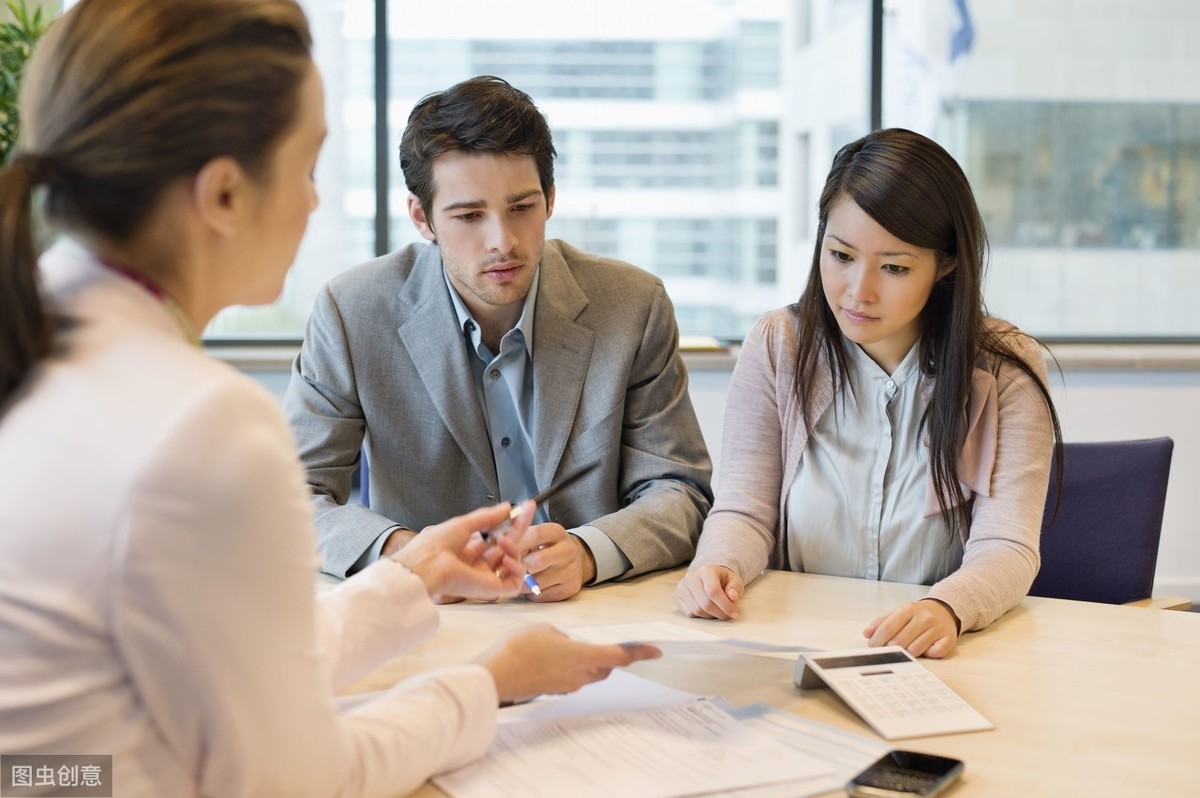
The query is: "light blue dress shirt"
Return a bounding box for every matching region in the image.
[448,269,542,522]
[786,340,963,585]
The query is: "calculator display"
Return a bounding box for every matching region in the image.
[813,651,913,669]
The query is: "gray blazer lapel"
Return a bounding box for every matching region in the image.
[396,246,499,496]
[532,246,595,489]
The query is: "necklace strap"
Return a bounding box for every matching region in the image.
[94,256,202,348]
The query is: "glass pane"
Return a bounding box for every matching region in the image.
[784,0,873,315]
[206,0,376,339]
[386,0,812,341]
[882,0,1200,338]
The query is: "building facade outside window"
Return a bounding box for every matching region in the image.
[145,0,1196,342]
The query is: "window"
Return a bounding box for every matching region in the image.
[881,0,1200,337]
[384,0,788,342]
[198,0,1198,342]
[207,0,375,338]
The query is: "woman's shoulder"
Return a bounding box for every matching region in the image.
[979,316,1049,376]
[71,321,290,474]
[739,305,839,389]
[745,305,803,352]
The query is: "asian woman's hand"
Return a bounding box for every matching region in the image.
[863,598,961,658]
[674,564,744,621]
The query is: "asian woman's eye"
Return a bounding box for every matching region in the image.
[829,249,852,263]
[882,263,910,275]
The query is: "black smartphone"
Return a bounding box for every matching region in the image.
[847,750,964,797]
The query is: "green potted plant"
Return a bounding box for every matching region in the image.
[1,0,52,165]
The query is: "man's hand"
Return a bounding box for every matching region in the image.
[862,598,961,658]
[516,524,597,602]
[379,527,418,558]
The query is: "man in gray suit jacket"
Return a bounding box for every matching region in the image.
[283,76,712,601]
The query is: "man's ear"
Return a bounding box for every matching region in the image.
[192,156,247,237]
[545,184,556,220]
[407,193,437,242]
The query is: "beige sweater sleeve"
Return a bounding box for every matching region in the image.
[926,331,1055,631]
[690,311,795,585]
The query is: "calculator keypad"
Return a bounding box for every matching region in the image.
[840,672,971,719]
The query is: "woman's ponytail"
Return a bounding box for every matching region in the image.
[0,154,50,407]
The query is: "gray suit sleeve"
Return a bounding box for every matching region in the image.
[588,283,714,577]
[282,285,403,577]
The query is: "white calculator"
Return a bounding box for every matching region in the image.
[794,645,993,740]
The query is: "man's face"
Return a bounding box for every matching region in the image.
[408,151,554,325]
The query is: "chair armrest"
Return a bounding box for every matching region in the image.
[1124,596,1192,611]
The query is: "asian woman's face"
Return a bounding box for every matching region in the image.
[819,196,951,374]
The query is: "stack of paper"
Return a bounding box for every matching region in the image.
[433,621,889,798]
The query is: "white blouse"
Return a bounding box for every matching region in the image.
[787,340,963,585]
[0,241,497,797]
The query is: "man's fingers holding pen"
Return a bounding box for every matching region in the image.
[518,524,589,602]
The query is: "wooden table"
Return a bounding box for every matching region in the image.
[340,568,1200,797]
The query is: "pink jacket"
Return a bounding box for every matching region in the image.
[691,307,1055,631]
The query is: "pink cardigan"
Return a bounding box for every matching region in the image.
[691,308,1055,632]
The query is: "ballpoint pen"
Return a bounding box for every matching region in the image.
[478,461,600,598]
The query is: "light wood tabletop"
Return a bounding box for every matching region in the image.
[335,567,1200,797]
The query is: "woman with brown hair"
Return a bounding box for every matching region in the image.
[0,1,655,795]
[676,128,1061,658]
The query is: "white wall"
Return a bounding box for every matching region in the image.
[246,353,1200,604]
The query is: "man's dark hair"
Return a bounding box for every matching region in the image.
[399,75,556,221]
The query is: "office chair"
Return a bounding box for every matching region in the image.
[1028,437,1188,609]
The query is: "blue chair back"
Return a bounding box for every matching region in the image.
[1029,437,1173,604]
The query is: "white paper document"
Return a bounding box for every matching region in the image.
[568,620,817,658]
[434,695,834,798]
[567,620,727,645]
[499,668,704,722]
[723,704,890,797]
